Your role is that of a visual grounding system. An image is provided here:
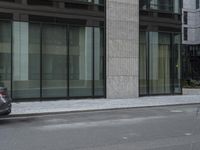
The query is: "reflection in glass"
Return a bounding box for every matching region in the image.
[94,0,104,5]
[94,27,104,96]
[42,24,67,98]
[13,22,41,98]
[139,32,147,95]
[69,27,93,97]
[140,0,148,10]
[174,0,180,13]
[0,21,11,94]
[11,22,104,99]
[174,33,181,93]
[141,0,181,13]
[149,32,171,94]
[139,31,181,95]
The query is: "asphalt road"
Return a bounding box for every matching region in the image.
[1,105,200,150]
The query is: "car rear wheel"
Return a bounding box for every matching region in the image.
[3,108,11,115]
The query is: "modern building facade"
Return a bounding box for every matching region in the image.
[0,0,105,101]
[0,0,183,101]
[182,0,200,84]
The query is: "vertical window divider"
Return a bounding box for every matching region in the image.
[180,34,183,94]
[103,26,106,98]
[170,33,174,94]
[147,32,150,95]
[92,27,95,97]
[103,0,106,98]
[67,24,70,99]
[40,23,43,101]
[11,20,13,99]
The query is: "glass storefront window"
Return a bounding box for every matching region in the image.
[139,31,182,96]
[149,32,171,94]
[42,24,67,98]
[9,22,105,99]
[10,21,105,100]
[0,21,11,94]
[69,26,93,97]
[13,22,41,99]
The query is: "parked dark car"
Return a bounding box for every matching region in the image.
[0,87,12,115]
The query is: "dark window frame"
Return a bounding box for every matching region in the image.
[183,11,188,25]
[184,27,188,41]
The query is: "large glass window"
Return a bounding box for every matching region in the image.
[42,24,67,98]
[69,26,93,97]
[158,0,173,12]
[0,21,11,94]
[149,32,171,94]
[140,0,181,13]
[139,31,182,96]
[13,22,41,99]
[150,0,173,12]
[174,0,181,13]
[11,21,105,100]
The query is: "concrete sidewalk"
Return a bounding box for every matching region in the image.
[9,95,200,116]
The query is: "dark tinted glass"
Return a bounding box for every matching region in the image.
[0,21,11,94]
[69,26,93,97]
[42,24,67,98]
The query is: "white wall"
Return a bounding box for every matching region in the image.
[183,0,200,44]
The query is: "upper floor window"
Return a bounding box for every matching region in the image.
[183,11,188,25]
[184,27,188,41]
[140,0,181,13]
[74,0,104,5]
[27,0,104,11]
[27,0,104,6]
[150,0,172,11]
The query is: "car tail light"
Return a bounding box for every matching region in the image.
[0,91,7,96]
